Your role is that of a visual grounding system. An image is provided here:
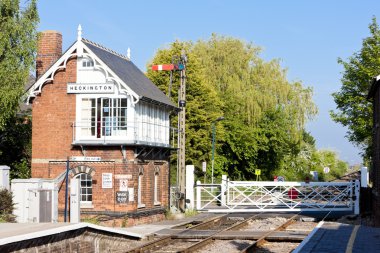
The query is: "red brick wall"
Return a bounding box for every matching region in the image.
[47,161,169,212]
[31,58,77,168]
[36,31,62,78]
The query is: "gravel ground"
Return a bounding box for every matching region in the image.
[255,242,299,253]
[195,239,254,253]
[286,221,316,231]
[241,217,288,231]
[153,239,200,253]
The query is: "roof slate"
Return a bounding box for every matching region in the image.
[83,39,175,108]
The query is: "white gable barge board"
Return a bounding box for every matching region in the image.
[26,34,175,108]
[26,39,140,104]
[0,222,142,246]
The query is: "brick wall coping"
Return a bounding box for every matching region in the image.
[0,222,142,246]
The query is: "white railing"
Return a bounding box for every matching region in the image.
[71,121,177,147]
[195,179,360,214]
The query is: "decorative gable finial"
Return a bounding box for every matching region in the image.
[127,47,131,60]
[77,24,82,41]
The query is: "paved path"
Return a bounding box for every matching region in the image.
[295,221,380,253]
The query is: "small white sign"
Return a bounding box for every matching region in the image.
[323,167,330,174]
[202,161,207,172]
[102,173,113,188]
[70,156,101,162]
[67,83,114,94]
[115,174,133,179]
[119,179,128,191]
[128,188,134,202]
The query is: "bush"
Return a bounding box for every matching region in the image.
[0,188,15,222]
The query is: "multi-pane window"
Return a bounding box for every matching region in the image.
[80,97,127,138]
[80,174,92,202]
[136,102,169,145]
[82,59,94,68]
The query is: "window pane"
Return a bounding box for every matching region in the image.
[79,174,92,203]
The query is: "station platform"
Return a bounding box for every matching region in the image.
[294,221,380,253]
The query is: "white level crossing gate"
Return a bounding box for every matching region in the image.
[195,176,360,214]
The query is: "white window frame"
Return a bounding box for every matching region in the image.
[76,94,129,141]
[154,171,161,205]
[80,173,93,208]
[80,58,94,69]
[137,171,145,208]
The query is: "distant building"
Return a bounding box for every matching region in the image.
[368,75,380,226]
[25,27,176,226]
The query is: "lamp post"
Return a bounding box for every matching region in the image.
[211,116,224,184]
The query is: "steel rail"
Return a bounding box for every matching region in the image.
[178,213,262,253]
[239,213,300,253]
[124,212,310,253]
[124,214,229,253]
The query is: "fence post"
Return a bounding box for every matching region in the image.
[221,175,227,206]
[354,180,360,215]
[0,166,10,190]
[196,180,201,210]
[361,167,368,188]
[185,165,195,210]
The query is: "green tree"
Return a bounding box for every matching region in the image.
[0,112,32,179]
[309,150,349,182]
[0,0,39,130]
[331,17,380,163]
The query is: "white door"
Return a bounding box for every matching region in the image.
[70,176,80,223]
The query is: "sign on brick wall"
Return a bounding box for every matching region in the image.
[116,191,128,204]
[102,173,113,188]
[128,188,134,202]
[119,179,128,191]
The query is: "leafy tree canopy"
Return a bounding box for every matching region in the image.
[0,0,39,130]
[147,34,324,181]
[331,17,380,163]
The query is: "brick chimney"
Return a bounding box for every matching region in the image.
[36,30,62,79]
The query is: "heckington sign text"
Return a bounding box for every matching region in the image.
[67,83,114,94]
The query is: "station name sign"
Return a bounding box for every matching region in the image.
[67,83,114,94]
[70,156,101,161]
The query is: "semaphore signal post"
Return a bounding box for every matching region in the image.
[152,51,187,211]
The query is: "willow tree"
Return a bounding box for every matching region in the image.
[0,0,39,129]
[193,34,317,180]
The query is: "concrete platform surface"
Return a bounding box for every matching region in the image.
[294,221,380,253]
[0,222,142,246]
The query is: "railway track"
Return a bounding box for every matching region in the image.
[124,213,318,253]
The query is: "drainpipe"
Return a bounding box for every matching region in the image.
[64,157,70,222]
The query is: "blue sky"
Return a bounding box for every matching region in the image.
[37,0,380,165]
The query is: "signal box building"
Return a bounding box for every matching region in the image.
[26,28,175,226]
